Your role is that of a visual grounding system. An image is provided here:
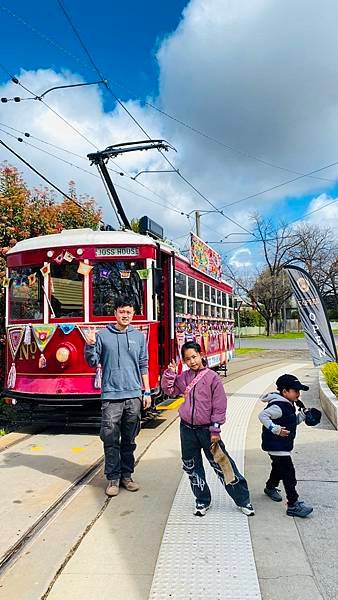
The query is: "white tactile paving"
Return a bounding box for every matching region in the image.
[149,363,307,600]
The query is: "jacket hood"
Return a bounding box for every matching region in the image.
[106,324,135,334]
[261,392,283,403]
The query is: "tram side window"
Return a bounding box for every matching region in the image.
[197,281,204,300]
[229,295,233,308]
[175,271,186,295]
[211,287,216,303]
[204,285,210,302]
[51,263,83,318]
[187,299,195,315]
[203,303,210,317]
[196,302,203,316]
[188,277,196,298]
[175,296,185,314]
[217,290,222,305]
[222,292,227,306]
[9,267,43,321]
[92,261,144,316]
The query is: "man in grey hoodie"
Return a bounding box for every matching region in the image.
[85,296,151,497]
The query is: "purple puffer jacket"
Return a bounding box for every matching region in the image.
[161,367,227,433]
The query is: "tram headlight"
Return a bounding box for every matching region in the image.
[56,346,70,363]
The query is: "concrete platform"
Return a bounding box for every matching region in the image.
[2,356,337,600]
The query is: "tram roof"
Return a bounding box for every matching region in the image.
[7,228,233,291]
[7,228,164,254]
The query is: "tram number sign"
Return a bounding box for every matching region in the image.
[95,247,139,257]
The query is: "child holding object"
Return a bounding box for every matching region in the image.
[259,373,317,518]
[161,342,254,517]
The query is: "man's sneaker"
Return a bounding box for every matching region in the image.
[240,503,255,516]
[264,487,283,502]
[105,479,120,497]
[120,478,139,492]
[193,504,210,517]
[286,500,313,518]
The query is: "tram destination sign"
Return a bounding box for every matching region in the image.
[95,247,139,257]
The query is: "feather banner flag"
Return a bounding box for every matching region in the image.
[285,265,337,366]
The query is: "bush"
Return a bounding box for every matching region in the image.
[322,362,338,397]
[240,309,265,327]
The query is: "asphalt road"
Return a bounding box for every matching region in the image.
[236,335,338,352]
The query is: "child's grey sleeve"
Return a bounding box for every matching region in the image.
[258,405,283,435]
[296,411,306,425]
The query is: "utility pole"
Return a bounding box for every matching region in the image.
[195,210,201,237]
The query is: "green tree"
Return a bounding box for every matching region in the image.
[0,163,102,387]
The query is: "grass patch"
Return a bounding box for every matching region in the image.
[0,428,7,436]
[322,362,338,397]
[235,347,265,355]
[242,330,338,341]
[242,332,305,340]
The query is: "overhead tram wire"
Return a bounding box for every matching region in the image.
[0,69,184,218]
[0,121,179,211]
[0,63,101,151]
[1,5,337,187]
[56,1,253,236]
[0,127,187,218]
[4,7,335,233]
[219,160,338,210]
[0,137,105,223]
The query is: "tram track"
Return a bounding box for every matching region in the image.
[0,353,305,583]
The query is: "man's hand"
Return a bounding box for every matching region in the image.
[278,427,290,437]
[143,393,151,410]
[168,360,177,373]
[85,326,96,346]
[210,433,221,443]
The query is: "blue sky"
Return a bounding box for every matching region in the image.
[1,0,338,269]
[0,1,188,101]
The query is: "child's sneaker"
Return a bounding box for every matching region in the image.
[240,503,255,516]
[286,500,313,518]
[264,487,283,502]
[193,504,210,517]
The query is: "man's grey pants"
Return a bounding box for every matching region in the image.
[100,398,141,481]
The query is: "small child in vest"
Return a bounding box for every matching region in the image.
[258,373,313,518]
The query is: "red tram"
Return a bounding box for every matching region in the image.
[3,225,234,409]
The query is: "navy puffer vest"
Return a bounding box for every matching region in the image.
[261,400,297,452]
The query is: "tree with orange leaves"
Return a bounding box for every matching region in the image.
[0,163,102,388]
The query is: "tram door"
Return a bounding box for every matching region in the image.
[156,250,175,371]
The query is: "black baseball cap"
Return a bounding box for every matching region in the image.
[276,374,309,392]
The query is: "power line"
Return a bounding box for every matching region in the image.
[1,5,337,187]
[5,5,334,234]
[0,137,104,221]
[0,68,184,216]
[219,160,338,210]
[55,1,252,236]
[0,126,188,217]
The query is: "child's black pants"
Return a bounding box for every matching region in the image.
[266,454,298,505]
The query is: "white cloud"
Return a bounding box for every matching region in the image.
[2,1,338,243]
[229,247,252,268]
[305,193,338,227]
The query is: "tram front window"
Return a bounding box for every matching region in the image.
[92,261,145,316]
[50,263,83,318]
[9,266,43,321]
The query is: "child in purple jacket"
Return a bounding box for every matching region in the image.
[161,341,254,517]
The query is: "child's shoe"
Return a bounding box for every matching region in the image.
[286,500,313,518]
[193,504,210,517]
[264,487,283,502]
[240,503,255,516]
